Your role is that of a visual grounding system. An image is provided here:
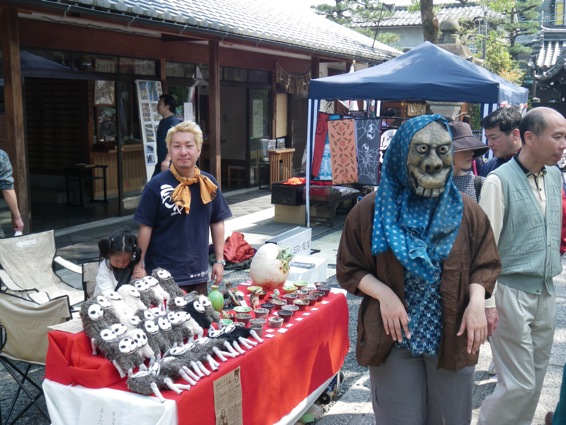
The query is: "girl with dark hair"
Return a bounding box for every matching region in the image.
[93,229,142,297]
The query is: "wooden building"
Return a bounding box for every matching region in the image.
[0,0,400,231]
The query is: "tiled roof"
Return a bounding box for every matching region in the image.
[34,0,401,62]
[536,40,566,70]
[535,28,566,71]
[373,4,498,28]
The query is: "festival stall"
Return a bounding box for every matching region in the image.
[305,41,529,226]
[43,281,349,425]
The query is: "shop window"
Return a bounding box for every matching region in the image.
[94,80,115,106]
[198,65,209,79]
[72,54,116,73]
[23,48,71,68]
[223,67,247,82]
[96,106,117,143]
[166,61,195,78]
[168,85,191,117]
[118,81,142,144]
[249,69,270,84]
[119,58,156,76]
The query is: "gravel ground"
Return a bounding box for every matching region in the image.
[318,276,365,412]
[0,359,50,424]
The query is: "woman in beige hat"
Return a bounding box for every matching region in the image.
[448,121,489,202]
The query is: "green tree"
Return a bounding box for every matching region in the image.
[483,0,541,58]
[314,1,468,46]
[314,0,534,84]
[313,1,400,46]
[484,32,525,84]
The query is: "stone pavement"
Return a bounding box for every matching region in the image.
[313,257,566,425]
[50,190,566,425]
[219,194,566,425]
[53,187,339,264]
[3,187,566,424]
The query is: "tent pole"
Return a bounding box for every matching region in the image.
[481,103,498,159]
[305,99,319,228]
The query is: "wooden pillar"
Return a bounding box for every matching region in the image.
[0,7,30,230]
[208,40,221,184]
[159,58,168,94]
[271,63,277,139]
[311,56,320,80]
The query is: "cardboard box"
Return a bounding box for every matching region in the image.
[287,255,328,284]
[274,205,306,225]
[274,204,333,225]
[265,227,312,257]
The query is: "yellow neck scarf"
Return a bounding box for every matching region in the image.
[170,165,217,213]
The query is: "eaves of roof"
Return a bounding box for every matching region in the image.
[12,0,401,63]
[535,28,566,73]
[539,57,566,81]
[536,40,566,70]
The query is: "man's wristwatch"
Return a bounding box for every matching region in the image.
[215,259,226,266]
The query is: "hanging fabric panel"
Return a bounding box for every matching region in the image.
[355,118,381,185]
[312,112,331,178]
[328,119,358,184]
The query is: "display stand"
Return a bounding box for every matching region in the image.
[44,289,349,425]
[310,190,361,227]
[268,148,295,190]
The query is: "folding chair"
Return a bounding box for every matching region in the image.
[0,230,84,307]
[0,290,72,424]
[81,260,100,300]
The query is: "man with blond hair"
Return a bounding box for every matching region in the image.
[134,121,232,294]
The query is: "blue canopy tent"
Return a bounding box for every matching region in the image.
[305,41,528,226]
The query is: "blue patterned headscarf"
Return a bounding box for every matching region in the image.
[371,114,463,283]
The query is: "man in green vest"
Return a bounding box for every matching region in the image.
[478,107,566,425]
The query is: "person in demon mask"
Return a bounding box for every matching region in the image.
[336,114,501,425]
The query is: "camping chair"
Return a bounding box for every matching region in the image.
[0,230,85,307]
[0,290,72,424]
[81,260,100,300]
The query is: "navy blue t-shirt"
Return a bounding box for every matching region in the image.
[134,170,232,287]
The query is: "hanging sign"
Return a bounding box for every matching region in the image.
[135,80,163,183]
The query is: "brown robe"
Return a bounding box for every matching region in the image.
[337,192,501,371]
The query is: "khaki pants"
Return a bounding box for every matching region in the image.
[478,284,556,425]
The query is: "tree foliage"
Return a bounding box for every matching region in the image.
[314,0,537,84]
[484,32,525,84]
[313,0,400,46]
[478,0,542,57]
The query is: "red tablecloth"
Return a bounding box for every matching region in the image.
[45,291,349,425]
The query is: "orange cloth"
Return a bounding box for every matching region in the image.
[170,165,217,213]
[283,177,305,185]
